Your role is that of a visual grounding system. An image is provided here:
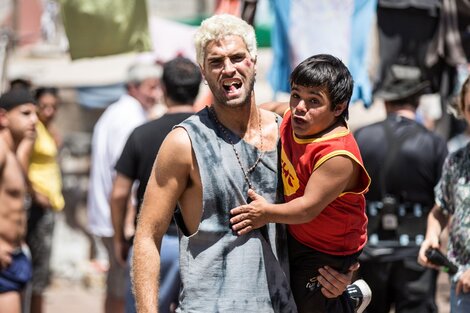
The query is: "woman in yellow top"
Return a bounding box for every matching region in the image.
[18,87,64,313]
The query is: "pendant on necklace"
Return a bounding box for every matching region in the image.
[208,106,264,195]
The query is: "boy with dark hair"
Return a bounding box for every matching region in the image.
[231,54,371,313]
[0,89,37,313]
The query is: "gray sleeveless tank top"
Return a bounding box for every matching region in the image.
[174,107,297,313]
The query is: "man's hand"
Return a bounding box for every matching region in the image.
[417,236,440,270]
[456,269,470,295]
[113,236,130,267]
[230,189,269,235]
[0,239,14,270]
[317,263,359,298]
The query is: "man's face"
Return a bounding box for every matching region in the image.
[6,103,38,142]
[289,84,344,138]
[129,78,162,111]
[201,35,256,108]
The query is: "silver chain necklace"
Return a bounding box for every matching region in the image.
[208,106,264,190]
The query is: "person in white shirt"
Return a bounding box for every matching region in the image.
[87,61,162,313]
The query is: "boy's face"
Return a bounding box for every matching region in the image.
[201,35,256,108]
[5,103,38,142]
[289,84,344,138]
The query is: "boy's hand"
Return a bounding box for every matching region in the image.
[230,189,269,235]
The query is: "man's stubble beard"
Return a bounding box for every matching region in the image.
[213,75,256,109]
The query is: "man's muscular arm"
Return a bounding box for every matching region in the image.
[132,128,192,313]
[110,174,133,266]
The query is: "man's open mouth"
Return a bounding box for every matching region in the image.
[222,79,242,93]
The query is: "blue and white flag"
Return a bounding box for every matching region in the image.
[269,0,377,107]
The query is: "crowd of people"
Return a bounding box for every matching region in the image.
[0,11,469,313]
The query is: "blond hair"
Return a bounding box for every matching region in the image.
[194,14,257,67]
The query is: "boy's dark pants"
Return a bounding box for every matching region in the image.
[288,233,359,313]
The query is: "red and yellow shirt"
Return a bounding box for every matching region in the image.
[281,110,370,255]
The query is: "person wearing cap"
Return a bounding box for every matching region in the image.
[354,65,448,313]
[0,89,38,313]
[87,61,162,313]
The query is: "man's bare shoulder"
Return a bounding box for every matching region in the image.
[258,108,281,150]
[157,127,193,165]
[259,101,289,117]
[164,127,192,148]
